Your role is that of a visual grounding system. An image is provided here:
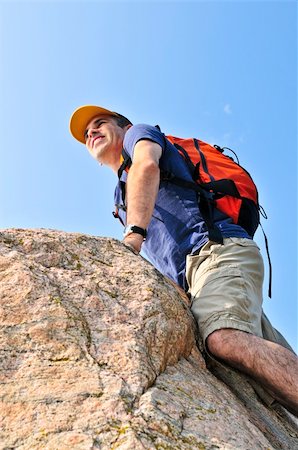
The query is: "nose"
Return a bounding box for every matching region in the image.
[87,127,98,139]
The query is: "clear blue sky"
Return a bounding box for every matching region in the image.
[0,1,297,351]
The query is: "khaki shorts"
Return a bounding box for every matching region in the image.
[186,237,292,351]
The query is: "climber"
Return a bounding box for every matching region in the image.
[69,105,298,416]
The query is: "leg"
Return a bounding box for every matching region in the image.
[207,328,298,416]
[186,238,296,412]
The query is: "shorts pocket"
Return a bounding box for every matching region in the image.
[186,241,224,291]
[193,265,245,296]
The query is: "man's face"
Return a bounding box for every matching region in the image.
[84,115,129,168]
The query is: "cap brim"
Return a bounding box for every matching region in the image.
[69,105,118,144]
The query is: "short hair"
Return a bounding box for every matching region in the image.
[114,114,133,128]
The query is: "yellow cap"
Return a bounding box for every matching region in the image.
[69,105,120,144]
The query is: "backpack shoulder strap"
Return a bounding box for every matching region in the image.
[118,148,132,179]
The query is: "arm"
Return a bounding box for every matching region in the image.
[123,139,162,253]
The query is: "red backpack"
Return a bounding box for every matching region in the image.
[163,135,260,243]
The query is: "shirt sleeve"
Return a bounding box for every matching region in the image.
[123,124,166,160]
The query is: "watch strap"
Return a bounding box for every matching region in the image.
[124,225,147,239]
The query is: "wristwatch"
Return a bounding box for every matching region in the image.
[123,224,147,240]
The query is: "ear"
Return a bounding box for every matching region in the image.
[125,124,133,132]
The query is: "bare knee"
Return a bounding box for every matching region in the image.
[206,329,226,358]
[206,328,243,360]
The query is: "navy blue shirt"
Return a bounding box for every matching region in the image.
[114,124,251,289]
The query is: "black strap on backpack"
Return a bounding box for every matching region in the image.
[118,149,132,179]
[160,169,224,244]
[112,149,132,225]
[165,139,243,245]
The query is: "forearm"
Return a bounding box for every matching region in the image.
[126,161,160,227]
[123,160,160,252]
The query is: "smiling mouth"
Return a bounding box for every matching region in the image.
[92,136,104,147]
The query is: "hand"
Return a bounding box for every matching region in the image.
[123,233,144,254]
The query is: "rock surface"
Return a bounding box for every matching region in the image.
[0,228,297,450]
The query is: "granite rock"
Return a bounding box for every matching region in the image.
[0,228,297,450]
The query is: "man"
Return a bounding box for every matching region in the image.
[69,105,298,415]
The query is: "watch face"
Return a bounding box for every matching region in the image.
[123,225,133,238]
[124,225,133,234]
